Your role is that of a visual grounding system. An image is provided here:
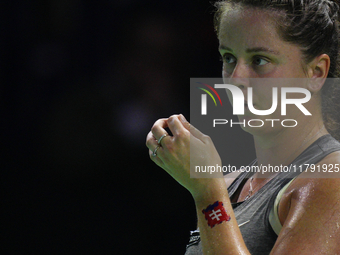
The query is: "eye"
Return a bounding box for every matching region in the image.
[223,54,237,64]
[253,57,269,66]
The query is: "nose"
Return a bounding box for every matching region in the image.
[228,62,251,89]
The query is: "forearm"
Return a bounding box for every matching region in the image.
[146,115,250,253]
[193,179,250,255]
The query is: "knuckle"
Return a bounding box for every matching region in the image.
[176,131,185,139]
[145,139,151,147]
[202,134,211,142]
[151,123,158,133]
[145,133,153,146]
[168,114,178,122]
[151,119,161,132]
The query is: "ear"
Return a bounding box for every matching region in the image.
[308,54,330,79]
[306,54,330,93]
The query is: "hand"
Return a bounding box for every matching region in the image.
[146,114,223,198]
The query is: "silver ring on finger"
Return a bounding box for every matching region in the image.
[152,145,161,157]
[157,134,167,145]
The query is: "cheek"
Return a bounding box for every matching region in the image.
[222,64,232,80]
[222,68,227,80]
[253,87,279,109]
[222,69,227,81]
[226,90,233,105]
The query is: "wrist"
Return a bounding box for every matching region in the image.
[191,178,229,204]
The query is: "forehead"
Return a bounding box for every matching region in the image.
[218,7,282,50]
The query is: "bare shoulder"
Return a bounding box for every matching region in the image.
[272,152,340,254]
[286,150,340,191]
[290,150,340,209]
[278,151,340,225]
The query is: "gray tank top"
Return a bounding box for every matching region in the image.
[185,135,340,255]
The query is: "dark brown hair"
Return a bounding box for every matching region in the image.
[214,0,340,140]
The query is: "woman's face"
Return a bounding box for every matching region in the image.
[218,7,308,79]
[218,7,311,134]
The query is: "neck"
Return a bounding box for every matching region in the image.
[253,118,328,176]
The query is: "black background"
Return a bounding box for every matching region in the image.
[3,1,253,254]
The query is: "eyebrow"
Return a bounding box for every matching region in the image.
[219,45,280,55]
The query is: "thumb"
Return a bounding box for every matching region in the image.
[179,114,206,141]
[179,114,190,131]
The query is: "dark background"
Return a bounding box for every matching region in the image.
[3,1,253,254]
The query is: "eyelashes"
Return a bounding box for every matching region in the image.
[220,53,272,76]
[221,53,270,66]
[253,57,269,66]
[220,53,237,64]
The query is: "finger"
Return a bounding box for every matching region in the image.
[148,145,165,168]
[179,114,190,131]
[178,114,207,141]
[167,114,188,138]
[189,123,207,141]
[151,118,170,141]
[146,130,167,158]
[146,131,157,150]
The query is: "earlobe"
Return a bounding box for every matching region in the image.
[307,78,325,93]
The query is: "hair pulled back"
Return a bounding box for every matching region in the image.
[214,0,340,140]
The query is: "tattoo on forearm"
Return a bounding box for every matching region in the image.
[202,201,231,228]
